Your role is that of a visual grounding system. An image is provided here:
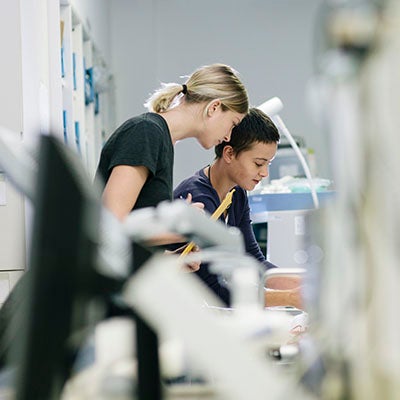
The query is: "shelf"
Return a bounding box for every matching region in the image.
[59,3,114,177]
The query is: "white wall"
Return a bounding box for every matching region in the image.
[109,0,326,185]
[69,0,111,63]
[0,0,26,270]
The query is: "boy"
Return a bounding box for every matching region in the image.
[174,108,302,308]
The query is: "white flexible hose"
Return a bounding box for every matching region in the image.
[258,97,319,209]
[273,115,319,209]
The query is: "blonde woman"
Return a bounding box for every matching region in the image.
[95,64,248,400]
[96,63,248,223]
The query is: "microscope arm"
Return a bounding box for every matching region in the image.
[123,199,245,253]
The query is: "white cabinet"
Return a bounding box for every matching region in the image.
[0,0,26,274]
[0,0,114,276]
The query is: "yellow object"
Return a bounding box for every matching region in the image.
[179,188,236,258]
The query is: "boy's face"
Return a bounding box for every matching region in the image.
[228,141,277,191]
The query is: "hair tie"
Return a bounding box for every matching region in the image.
[181,84,188,94]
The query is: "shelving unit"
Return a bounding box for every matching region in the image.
[0,1,115,303]
[60,3,114,177]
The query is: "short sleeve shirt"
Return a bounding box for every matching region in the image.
[96,113,174,210]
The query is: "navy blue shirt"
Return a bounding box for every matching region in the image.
[174,167,276,305]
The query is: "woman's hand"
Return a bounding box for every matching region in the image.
[164,243,201,272]
[184,193,205,213]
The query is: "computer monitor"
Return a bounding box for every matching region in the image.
[12,135,120,399]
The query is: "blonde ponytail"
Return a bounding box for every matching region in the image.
[145,63,248,114]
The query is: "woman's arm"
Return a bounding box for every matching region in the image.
[103,165,202,246]
[102,165,149,221]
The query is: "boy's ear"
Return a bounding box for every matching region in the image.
[222,145,235,163]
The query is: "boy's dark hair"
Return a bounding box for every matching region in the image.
[215,107,280,158]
